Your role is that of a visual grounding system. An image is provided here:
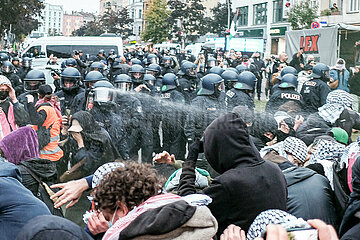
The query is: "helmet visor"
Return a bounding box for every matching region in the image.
[24,80,44,92]
[94,87,114,103]
[115,82,131,91]
[1,66,11,73]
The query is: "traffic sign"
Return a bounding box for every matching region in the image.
[311,21,320,29]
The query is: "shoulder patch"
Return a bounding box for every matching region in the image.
[226,90,235,98]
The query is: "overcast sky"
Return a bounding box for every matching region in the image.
[45,0,100,14]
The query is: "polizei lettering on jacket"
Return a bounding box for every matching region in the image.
[280,93,300,100]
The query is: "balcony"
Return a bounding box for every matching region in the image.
[320,9,341,16]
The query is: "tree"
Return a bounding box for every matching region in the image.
[101,8,133,38]
[207,2,234,35]
[72,20,104,36]
[0,0,44,40]
[168,0,208,43]
[287,0,318,30]
[141,0,170,43]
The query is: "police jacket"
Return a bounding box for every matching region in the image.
[279,161,338,227]
[115,92,144,133]
[265,88,303,114]
[226,89,255,111]
[300,79,331,114]
[70,91,87,114]
[55,88,85,116]
[184,95,225,143]
[160,89,186,129]
[90,103,130,160]
[18,92,39,113]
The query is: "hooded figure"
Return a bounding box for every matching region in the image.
[178,112,287,237]
[0,126,59,215]
[0,161,51,240]
[66,111,120,177]
[16,215,92,240]
[250,112,278,150]
[339,157,360,238]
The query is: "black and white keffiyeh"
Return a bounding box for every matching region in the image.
[283,137,308,163]
[318,90,353,124]
[246,209,309,240]
[92,162,124,188]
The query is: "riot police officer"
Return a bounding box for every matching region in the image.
[184,74,225,144]
[89,80,130,160]
[300,63,331,114]
[222,70,239,92]
[1,61,23,96]
[226,71,256,111]
[55,67,85,116]
[18,70,46,112]
[109,59,130,82]
[178,61,200,104]
[160,73,186,159]
[271,66,298,95]
[71,71,105,114]
[161,56,175,75]
[266,73,304,114]
[208,66,225,76]
[18,57,32,80]
[146,63,162,92]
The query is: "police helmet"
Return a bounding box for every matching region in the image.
[146,63,161,78]
[22,57,32,68]
[162,73,178,92]
[227,67,240,74]
[162,56,173,68]
[235,71,256,91]
[92,80,115,104]
[235,64,249,73]
[60,67,81,92]
[180,61,196,77]
[144,74,157,86]
[1,61,14,74]
[279,74,298,89]
[278,66,298,80]
[98,49,105,55]
[198,74,224,96]
[222,70,239,90]
[0,53,9,62]
[90,61,105,73]
[129,64,145,83]
[109,49,116,55]
[131,58,142,66]
[114,74,132,91]
[310,63,330,81]
[209,66,224,76]
[65,58,77,67]
[24,70,46,92]
[147,54,158,64]
[84,71,106,89]
[112,60,122,69]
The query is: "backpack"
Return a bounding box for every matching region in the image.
[19,163,64,217]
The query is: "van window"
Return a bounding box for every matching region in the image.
[46,45,119,58]
[27,45,42,58]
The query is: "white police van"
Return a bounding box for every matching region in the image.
[21,36,123,66]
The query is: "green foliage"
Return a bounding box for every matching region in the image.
[287,0,318,30]
[0,0,44,40]
[168,0,208,43]
[73,8,133,38]
[141,0,171,43]
[208,2,234,35]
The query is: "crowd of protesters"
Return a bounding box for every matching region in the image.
[0,44,360,240]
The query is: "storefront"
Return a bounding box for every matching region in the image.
[269,26,288,55]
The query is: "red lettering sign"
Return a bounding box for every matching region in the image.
[299,35,319,54]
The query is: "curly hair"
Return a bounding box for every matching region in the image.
[94,161,165,212]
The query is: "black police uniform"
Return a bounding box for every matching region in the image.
[3,73,23,96]
[300,79,331,114]
[226,89,255,111]
[160,86,187,159]
[18,92,39,113]
[56,88,85,116]
[266,88,303,114]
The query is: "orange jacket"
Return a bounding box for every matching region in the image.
[32,105,63,161]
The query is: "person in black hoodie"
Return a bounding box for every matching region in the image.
[178,112,287,238]
[250,112,279,150]
[264,152,337,227]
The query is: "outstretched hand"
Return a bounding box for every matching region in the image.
[153,151,175,165]
[50,178,89,208]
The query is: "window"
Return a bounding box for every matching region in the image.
[237,6,248,26]
[27,45,42,58]
[46,45,118,58]
[349,0,360,12]
[253,3,267,25]
[138,26,141,34]
[138,9,142,19]
[273,0,284,23]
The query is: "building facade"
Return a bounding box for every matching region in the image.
[318,0,360,26]
[32,3,64,37]
[127,0,145,40]
[62,13,84,37]
[99,0,125,15]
